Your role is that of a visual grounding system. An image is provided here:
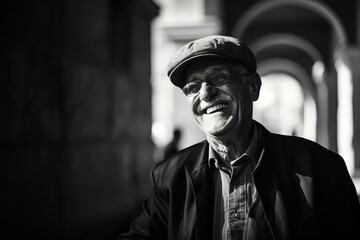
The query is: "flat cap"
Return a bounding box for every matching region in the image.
[167,35,257,88]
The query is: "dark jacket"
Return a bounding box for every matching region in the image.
[118,123,360,240]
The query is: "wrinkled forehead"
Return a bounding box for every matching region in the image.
[185,58,248,82]
[186,58,229,76]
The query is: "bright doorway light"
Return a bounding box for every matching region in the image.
[335,59,354,175]
[254,73,316,141]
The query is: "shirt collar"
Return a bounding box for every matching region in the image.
[208,121,264,172]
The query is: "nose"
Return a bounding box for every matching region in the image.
[198,82,217,101]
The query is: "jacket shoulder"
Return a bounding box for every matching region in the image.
[151,141,207,189]
[257,121,341,161]
[267,132,345,174]
[271,133,340,158]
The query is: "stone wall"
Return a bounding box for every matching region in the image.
[1,1,158,239]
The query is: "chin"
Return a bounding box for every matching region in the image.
[201,115,235,135]
[204,123,233,137]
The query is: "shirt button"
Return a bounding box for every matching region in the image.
[234,212,240,220]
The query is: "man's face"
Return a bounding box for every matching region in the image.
[185,60,257,138]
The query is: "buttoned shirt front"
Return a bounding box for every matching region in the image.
[209,123,272,240]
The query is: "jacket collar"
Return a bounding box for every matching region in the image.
[187,140,210,175]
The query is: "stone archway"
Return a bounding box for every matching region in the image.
[257,58,318,143]
[250,34,329,147]
[231,0,347,49]
[230,0,355,174]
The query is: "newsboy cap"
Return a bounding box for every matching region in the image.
[167,35,257,88]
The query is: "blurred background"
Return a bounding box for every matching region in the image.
[1,0,360,239]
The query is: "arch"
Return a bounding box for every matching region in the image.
[258,58,328,146]
[258,58,315,98]
[249,34,327,99]
[254,72,315,141]
[231,0,347,49]
[249,34,324,63]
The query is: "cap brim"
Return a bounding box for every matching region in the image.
[168,53,235,88]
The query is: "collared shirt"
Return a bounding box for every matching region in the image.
[209,123,272,240]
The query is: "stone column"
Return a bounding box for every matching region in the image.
[346,47,360,176]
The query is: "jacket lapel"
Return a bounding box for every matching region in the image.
[254,153,290,240]
[188,141,212,240]
[254,122,299,239]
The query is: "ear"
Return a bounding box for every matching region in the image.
[248,73,261,101]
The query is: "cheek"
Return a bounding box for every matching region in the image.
[188,97,201,123]
[229,90,251,123]
[229,84,250,111]
[231,97,243,121]
[235,94,253,121]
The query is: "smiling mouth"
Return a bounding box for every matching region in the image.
[205,103,228,114]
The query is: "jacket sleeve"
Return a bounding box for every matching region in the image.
[325,156,360,239]
[116,169,169,240]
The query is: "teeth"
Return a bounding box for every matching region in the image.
[206,104,227,114]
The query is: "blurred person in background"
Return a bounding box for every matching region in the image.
[163,128,182,158]
[117,35,360,240]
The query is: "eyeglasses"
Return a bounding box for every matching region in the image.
[182,72,252,97]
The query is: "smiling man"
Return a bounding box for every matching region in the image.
[183,58,258,162]
[117,35,360,240]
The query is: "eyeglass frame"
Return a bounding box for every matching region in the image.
[182,71,254,97]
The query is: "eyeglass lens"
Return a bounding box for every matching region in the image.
[182,73,231,96]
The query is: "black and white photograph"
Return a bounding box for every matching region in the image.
[2,0,360,240]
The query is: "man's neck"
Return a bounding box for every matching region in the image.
[207,121,253,162]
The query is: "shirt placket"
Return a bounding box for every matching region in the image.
[231,162,245,239]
